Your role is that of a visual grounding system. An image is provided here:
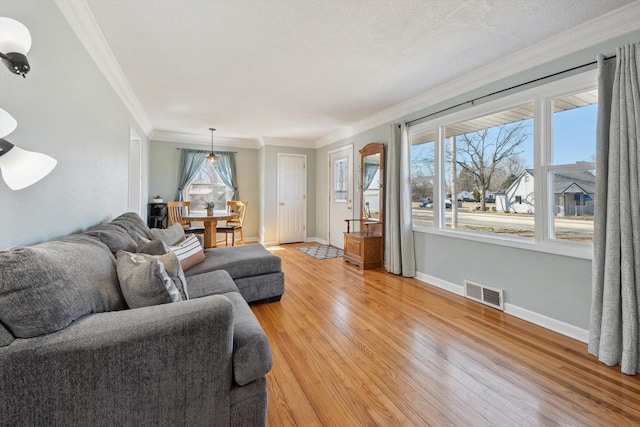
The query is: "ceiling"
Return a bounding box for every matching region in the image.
[60,0,636,147]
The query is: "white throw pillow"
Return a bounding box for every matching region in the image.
[169,234,205,271]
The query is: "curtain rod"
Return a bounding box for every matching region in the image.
[176,148,237,153]
[406,54,616,126]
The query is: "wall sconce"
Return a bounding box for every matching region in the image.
[0,108,56,190]
[0,17,31,77]
[0,18,56,190]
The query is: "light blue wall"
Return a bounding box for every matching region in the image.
[314,31,639,331]
[0,0,149,249]
[148,140,260,239]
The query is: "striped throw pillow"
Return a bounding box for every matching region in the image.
[170,234,205,270]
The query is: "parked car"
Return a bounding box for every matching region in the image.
[418,199,452,209]
[419,199,432,208]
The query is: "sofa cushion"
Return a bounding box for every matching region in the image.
[234,272,285,303]
[0,235,125,338]
[84,223,137,253]
[184,245,282,279]
[169,234,205,270]
[187,270,239,299]
[115,251,185,308]
[110,212,153,241]
[223,292,273,386]
[136,237,171,255]
[150,223,185,246]
[0,322,14,347]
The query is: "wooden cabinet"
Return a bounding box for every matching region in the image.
[344,231,383,270]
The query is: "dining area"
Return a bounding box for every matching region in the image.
[166,201,247,249]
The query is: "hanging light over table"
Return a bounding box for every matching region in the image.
[206,127,219,163]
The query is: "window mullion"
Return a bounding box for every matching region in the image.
[535,96,551,243]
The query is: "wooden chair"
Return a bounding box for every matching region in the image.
[166,201,205,234]
[216,201,247,246]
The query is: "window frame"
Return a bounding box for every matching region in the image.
[410,70,597,260]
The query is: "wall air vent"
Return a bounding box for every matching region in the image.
[464,280,504,311]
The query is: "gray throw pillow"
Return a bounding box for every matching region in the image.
[111,212,153,241]
[116,251,186,308]
[150,223,185,246]
[84,223,137,253]
[136,237,171,255]
[0,235,125,338]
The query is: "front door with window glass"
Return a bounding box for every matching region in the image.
[329,146,353,249]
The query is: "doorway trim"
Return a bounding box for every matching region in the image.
[128,127,142,215]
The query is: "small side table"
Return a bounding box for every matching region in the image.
[147,203,167,229]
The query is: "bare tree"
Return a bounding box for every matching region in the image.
[411,143,435,178]
[454,122,528,211]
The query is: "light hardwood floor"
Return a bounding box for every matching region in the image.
[251,243,640,426]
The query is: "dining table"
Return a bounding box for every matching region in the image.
[180,211,239,249]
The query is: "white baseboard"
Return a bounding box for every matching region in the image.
[306,237,328,245]
[414,271,589,343]
[258,237,328,246]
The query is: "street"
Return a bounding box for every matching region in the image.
[412,206,593,241]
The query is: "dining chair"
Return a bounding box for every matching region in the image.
[216,201,247,246]
[166,201,205,234]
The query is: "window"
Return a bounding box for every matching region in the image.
[444,104,534,238]
[547,90,596,243]
[411,131,435,226]
[184,161,232,212]
[334,158,348,202]
[409,71,597,257]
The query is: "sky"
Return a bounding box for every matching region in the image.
[410,102,598,177]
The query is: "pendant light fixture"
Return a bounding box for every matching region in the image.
[206,127,219,163]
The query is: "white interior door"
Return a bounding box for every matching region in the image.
[278,154,307,244]
[128,128,142,215]
[328,145,353,249]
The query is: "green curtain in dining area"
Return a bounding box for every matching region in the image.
[175,149,207,201]
[214,152,240,201]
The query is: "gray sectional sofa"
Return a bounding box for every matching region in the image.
[0,212,284,426]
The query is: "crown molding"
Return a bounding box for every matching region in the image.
[258,137,316,149]
[150,130,259,149]
[54,0,153,136]
[315,1,640,148]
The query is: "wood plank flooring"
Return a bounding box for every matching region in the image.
[250,243,640,426]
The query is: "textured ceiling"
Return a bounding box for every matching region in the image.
[80,0,635,144]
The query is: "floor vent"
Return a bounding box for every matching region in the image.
[464,280,504,311]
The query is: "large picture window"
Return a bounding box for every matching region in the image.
[409,71,597,257]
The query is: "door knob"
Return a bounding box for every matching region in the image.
[280,202,285,206]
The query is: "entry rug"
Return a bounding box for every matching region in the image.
[297,245,343,260]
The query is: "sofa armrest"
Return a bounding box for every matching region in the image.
[0,296,234,427]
